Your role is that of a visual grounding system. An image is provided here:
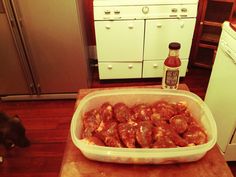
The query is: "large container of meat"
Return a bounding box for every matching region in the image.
[70,88,217,164]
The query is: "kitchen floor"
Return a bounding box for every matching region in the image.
[0,66,235,177]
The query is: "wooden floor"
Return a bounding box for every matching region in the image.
[0,66,235,177]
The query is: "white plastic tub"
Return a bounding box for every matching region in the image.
[71,88,217,164]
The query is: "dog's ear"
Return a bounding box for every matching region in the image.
[10,115,21,123]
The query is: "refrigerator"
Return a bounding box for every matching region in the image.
[0,0,90,100]
[204,21,236,161]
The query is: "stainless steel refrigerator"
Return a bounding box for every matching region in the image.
[0,0,90,100]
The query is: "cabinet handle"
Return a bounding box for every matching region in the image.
[153,64,158,68]
[181,8,187,12]
[128,64,133,69]
[105,25,111,29]
[128,23,134,29]
[129,25,134,29]
[156,24,162,28]
[180,21,184,28]
[107,65,112,69]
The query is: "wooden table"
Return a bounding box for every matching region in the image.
[59,84,234,177]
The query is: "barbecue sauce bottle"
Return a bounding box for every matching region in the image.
[162,42,181,89]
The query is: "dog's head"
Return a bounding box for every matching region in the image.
[0,113,30,149]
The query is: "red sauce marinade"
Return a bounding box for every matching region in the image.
[81,101,208,148]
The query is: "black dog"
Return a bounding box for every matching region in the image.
[0,112,30,149]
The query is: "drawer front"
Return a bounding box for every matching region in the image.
[142,60,164,78]
[142,60,188,78]
[98,62,142,79]
[95,20,144,62]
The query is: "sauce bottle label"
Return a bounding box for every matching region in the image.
[165,69,179,87]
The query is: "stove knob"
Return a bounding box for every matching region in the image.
[142,6,149,14]
[171,8,178,13]
[104,10,111,15]
[181,8,187,12]
[114,10,120,14]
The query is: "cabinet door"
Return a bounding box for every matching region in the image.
[0,11,31,95]
[95,20,144,62]
[13,0,90,94]
[144,18,196,60]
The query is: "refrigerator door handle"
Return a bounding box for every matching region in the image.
[2,0,37,95]
[221,41,236,64]
[10,0,41,94]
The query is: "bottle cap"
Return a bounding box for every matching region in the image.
[169,42,181,50]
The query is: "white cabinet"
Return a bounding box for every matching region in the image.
[95,20,144,62]
[144,18,196,60]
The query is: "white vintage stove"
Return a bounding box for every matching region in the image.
[94,0,199,79]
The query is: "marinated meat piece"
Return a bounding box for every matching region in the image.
[104,136,122,148]
[84,136,105,146]
[171,133,188,147]
[151,101,176,120]
[99,102,113,122]
[118,122,136,148]
[132,104,152,121]
[81,100,208,148]
[169,115,188,134]
[82,109,101,138]
[153,121,188,147]
[114,103,133,123]
[172,101,188,115]
[186,116,202,128]
[183,125,208,145]
[82,127,93,139]
[152,136,177,148]
[95,122,122,147]
[136,121,153,148]
[150,113,162,125]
